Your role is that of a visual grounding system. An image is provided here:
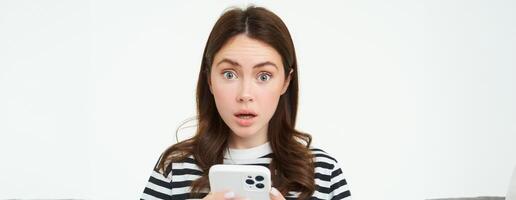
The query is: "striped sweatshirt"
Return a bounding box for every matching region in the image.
[141,142,351,200]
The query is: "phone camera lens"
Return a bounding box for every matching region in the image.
[255,175,264,181]
[256,183,264,189]
[245,179,255,185]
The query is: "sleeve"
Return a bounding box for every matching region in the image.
[328,161,352,200]
[141,154,173,200]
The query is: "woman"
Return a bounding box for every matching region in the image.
[141,5,351,200]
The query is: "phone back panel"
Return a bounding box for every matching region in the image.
[209,164,271,200]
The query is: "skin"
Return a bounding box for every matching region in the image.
[202,187,285,200]
[204,34,292,199]
[208,34,292,149]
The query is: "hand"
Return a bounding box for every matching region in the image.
[203,190,247,200]
[204,187,285,200]
[269,187,286,200]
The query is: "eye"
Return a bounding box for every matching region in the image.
[258,72,272,82]
[222,71,237,80]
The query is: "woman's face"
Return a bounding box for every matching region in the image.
[209,34,291,148]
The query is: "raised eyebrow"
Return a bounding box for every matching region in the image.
[216,58,278,70]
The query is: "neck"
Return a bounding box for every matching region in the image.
[228,132,268,149]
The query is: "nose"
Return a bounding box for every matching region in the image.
[236,80,254,103]
[238,95,254,102]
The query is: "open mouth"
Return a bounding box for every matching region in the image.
[234,113,257,119]
[233,110,258,126]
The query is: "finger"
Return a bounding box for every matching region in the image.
[207,190,235,200]
[222,191,236,199]
[269,187,286,200]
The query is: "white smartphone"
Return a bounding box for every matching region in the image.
[209,164,271,200]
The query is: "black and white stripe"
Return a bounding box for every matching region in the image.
[141,148,351,200]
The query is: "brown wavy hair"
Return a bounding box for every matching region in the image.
[156,5,315,199]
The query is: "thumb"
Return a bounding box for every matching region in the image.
[269,187,285,200]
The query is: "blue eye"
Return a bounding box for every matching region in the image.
[258,73,271,82]
[223,71,237,80]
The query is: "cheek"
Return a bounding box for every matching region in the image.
[213,85,234,98]
[211,83,236,112]
[255,89,282,113]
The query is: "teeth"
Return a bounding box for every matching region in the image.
[238,115,254,119]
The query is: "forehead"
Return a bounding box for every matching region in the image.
[213,34,283,67]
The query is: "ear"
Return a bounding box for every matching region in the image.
[281,69,293,95]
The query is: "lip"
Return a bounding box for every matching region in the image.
[234,109,258,127]
[234,109,258,116]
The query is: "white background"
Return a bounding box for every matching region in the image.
[1,0,515,199]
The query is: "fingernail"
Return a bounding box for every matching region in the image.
[224,191,235,199]
[270,187,280,197]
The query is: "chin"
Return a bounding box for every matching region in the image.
[229,127,257,138]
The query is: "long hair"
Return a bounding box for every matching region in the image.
[156,5,315,199]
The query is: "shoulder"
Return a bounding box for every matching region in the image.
[308,146,349,184]
[309,147,340,170]
[308,147,352,199]
[155,152,201,177]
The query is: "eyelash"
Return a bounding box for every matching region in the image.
[222,70,272,82]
